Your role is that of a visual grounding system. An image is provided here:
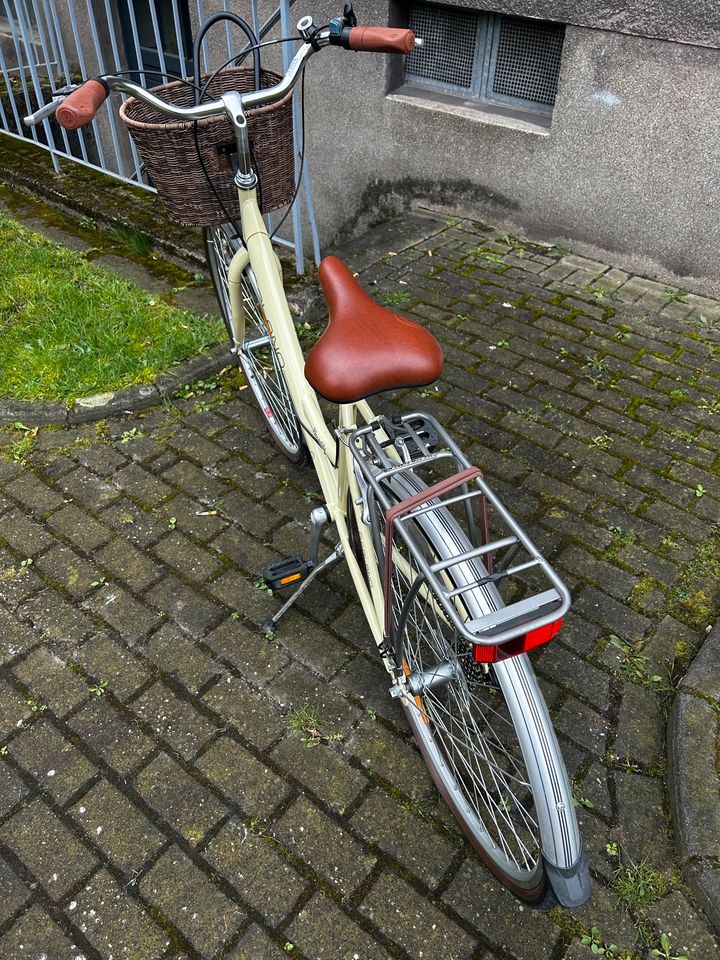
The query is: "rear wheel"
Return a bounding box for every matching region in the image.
[383,475,580,902]
[204,223,308,464]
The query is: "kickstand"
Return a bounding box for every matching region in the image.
[261,506,344,636]
[261,542,344,637]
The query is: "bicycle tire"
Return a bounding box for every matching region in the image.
[204,223,308,464]
[380,471,583,903]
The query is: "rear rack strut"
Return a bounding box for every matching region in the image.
[347,412,571,662]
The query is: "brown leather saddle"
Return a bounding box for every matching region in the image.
[304,256,444,403]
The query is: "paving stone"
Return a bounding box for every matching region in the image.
[19,587,96,646]
[0,551,43,606]
[146,623,221,694]
[113,462,175,506]
[346,720,435,802]
[71,778,165,873]
[273,795,375,895]
[74,442,128,476]
[287,894,387,960]
[331,654,406,727]
[162,459,227,502]
[535,643,610,711]
[73,633,149,701]
[102,497,169,548]
[443,856,559,960]
[9,718,96,805]
[59,467,121,511]
[152,530,223,581]
[48,503,113,551]
[566,886,639,959]
[5,473,64,515]
[615,771,674,872]
[0,798,95,900]
[613,684,664,766]
[204,620,290,684]
[13,646,89,716]
[0,760,30,817]
[146,575,223,635]
[194,735,289,816]
[83,582,161,641]
[351,787,458,889]
[74,867,169,960]
[203,675,285,751]
[0,677,34,738]
[554,697,610,756]
[34,543,100,600]
[226,925,289,960]
[573,586,651,643]
[271,732,368,815]
[203,821,305,926]
[158,493,229,542]
[0,604,39,666]
[132,682,217,760]
[1,508,55,555]
[648,890,720,958]
[69,697,154,776]
[0,855,30,926]
[96,536,163,591]
[0,903,77,960]
[141,846,244,956]
[269,663,361,738]
[209,567,279,627]
[135,752,228,845]
[360,870,475,960]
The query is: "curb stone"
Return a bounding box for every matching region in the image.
[0,343,232,428]
[668,620,720,932]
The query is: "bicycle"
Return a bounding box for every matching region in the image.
[28,4,591,909]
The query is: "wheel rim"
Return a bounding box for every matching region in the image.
[206,225,304,461]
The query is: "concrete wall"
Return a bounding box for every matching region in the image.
[299,0,720,294]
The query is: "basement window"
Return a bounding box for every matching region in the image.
[404,4,565,115]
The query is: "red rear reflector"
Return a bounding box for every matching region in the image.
[473,618,563,663]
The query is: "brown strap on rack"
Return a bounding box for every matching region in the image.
[383,466,484,639]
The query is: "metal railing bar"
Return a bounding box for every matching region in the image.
[147,1,168,82]
[279,0,303,274]
[170,0,189,76]
[64,0,108,168]
[99,0,144,178]
[195,0,209,73]
[28,0,72,158]
[2,3,40,146]
[84,0,126,177]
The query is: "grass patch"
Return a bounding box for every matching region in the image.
[0,213,222,401]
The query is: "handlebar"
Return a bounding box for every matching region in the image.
[24,14,418,131]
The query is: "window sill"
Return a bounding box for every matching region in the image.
[387,84,552,136]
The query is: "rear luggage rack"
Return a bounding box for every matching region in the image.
[348,412,571,663]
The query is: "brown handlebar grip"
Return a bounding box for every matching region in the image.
[347,27,415,54]
[56,80,109,130]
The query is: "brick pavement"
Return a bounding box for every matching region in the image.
[0,211,719,959]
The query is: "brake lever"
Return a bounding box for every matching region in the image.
[23,84,80,127]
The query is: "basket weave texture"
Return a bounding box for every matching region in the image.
[119,67,295,227]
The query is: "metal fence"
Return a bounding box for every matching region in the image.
[0,0,319,272]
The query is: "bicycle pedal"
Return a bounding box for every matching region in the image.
[263,557,314,590]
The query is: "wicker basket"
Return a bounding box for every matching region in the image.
[119,67,295,227]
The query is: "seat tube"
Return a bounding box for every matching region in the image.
[220,91,257,191]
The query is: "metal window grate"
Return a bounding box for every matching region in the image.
[491,16,564,106]
[405,3,478,91]
[403,4,565,113]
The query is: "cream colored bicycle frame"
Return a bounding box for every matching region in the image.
[226,186,390,659]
